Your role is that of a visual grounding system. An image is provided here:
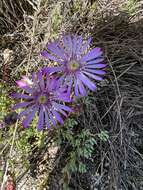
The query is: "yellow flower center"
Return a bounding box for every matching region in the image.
[38,95,47,104]
[68,60,80,71]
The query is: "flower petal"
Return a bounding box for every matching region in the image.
[16,80,27,87]
[47,42,66,60]
[13,102,32,110]
[40,51,63,63]
[77,79,86,96]
[84,69,106,75]
[37,107,44,131]
[48,78,57,91]
[72,34,77,55]
[11,93,32,99]
[63,35,68,49]
[85,63,106,69]
[81,47,102,62]
[16,77,33,87]
[44,110,51,128]
[18,106,35,118]
[67,35,73,57]
[83,71,103,81]
[49,112,57,127]
[52,110,63,124]
[57,109,67,117]
[77,73,96,91]
[37,71,45,90]
[20,86,33,94]
[22,107,38,128]
[53,104,69,117]
[76,36,83,55]
[74,78,79,97]
[81,37,92,54]
[86,58,104,64]
[37,70,42,81]
[55,92,71,102]
[54,102,72,112]
[44,66,64,75]
[67,80,73,95]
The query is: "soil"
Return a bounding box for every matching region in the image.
[1,0,143,189]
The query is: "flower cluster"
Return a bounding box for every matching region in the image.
[12,34,106,130]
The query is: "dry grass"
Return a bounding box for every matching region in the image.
[0,0,143,189]
[0,0,37,34]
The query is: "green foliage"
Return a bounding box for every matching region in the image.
[72,0,97,15]
[9,126,47,177]
[90,2,97,11]
[82,95,93,105]
[0,83,14,120]
[0,83,15,157]
[56,119,110,189]
[56,118,97,189]
[97,130,109,142]
[15,126,44,153]
[72,0,82,13]
[0,170,3,181]
[51,4,62,37]
[122,0,138,15]
[0,122,47,179]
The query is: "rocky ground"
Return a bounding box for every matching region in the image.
[1,0,143,189]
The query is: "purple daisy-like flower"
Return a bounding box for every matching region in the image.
[11,71,72,131]
[41,34,106,97]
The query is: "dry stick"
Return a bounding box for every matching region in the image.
[2,0,18,21]
[1,1,42,189]
[0,121,18,190]
[25,0,41,75]
[0,140,11,155]
[16,131,54,184]
[101,61,137,145]
[16,1,43,186]
[116,62,137,80]
[101,98,117,120]
[107,57,124,146]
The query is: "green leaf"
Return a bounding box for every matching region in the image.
[78,162,87,174]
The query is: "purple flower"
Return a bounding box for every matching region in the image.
[11,71,72,131]
[0,122,5,129]
[4,112,18,125]
[41,34,106,97]
[16,76,33,87]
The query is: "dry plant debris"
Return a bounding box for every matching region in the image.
[0,0,143,189]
